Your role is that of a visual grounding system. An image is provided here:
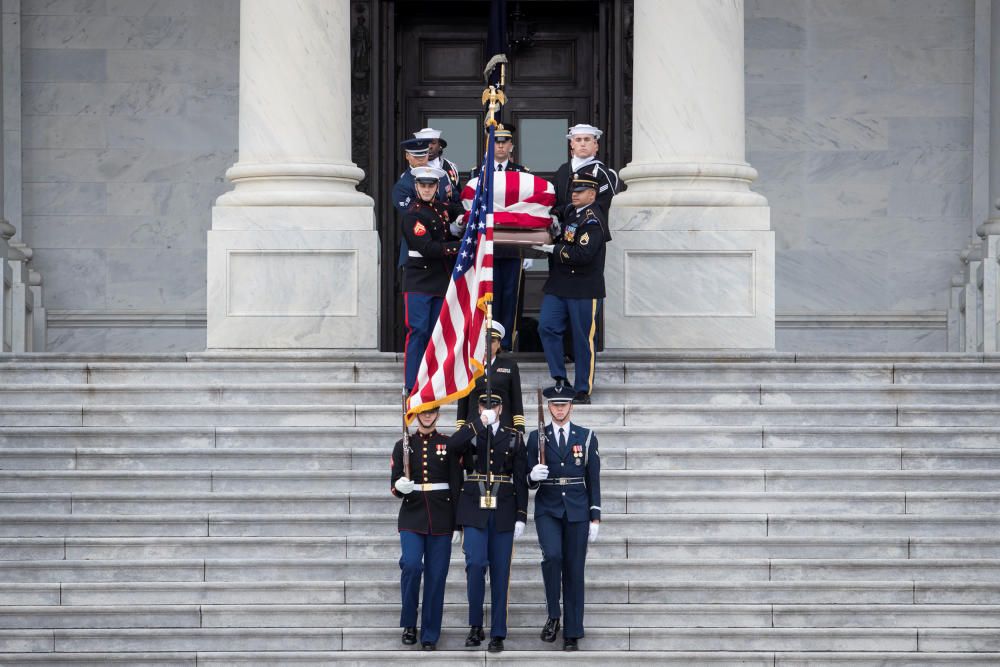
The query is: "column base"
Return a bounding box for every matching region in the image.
[605,207,775,350]
[207,206,379,349]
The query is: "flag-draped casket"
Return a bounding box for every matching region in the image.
[461,171,556,249]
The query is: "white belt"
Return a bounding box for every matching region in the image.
[413,482,450,492]
[408,250,424,258]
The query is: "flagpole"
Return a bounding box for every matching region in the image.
[482,122,497,511]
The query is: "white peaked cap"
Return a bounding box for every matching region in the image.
[488,321,506,340]
[414,127,443,140]
[566,123,603,140]
[411,166,447,181]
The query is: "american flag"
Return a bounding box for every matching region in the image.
[405,128,496,422]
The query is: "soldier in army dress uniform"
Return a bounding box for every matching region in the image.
[526,385,602,651]
[533,174,608,403]
[401,166,466,392]
[455,322,526,434]
[391,406,463,650]
[448,394,529,653]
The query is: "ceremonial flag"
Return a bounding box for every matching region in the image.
[405,129,497,422]
[484,0,507,87]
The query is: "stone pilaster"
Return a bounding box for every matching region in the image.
[207,0,378,349]
[0,220,12,352]
[977,0,1000,351]
[606,0,774,349]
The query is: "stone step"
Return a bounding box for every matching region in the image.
[8,491,1000,517]
[14,382,1000,407]
[1,650,999,667]
[3,557,999,584]
[6,579,1000,608]
[3,469,999,493]
[6,446,1000,472]
[17,403,1000,428]
[2,602,997,630]
[15,534,994,562]
[4,425,1000,451]
[6,512,1000,539]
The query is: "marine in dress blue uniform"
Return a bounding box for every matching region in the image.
[534,174,607,403]
[526,385,602,651]
[447,394,529,653]
[401,166,465,391]
[390,407,463,650]
[488,124,531,351]
[393,138,461,268]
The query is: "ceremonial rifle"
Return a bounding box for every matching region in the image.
[401,388,412,480]
[536,387,546,466]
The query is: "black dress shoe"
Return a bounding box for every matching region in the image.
[563,637,578,651]
[573,391,591,404]
[401,626,417,645]
[487,637,505,653]
[465,625,485,647]
[540,617,560,642]
[421,641,436,651]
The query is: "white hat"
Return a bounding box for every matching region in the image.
[566,123,603,140]
[411,166,447,182]
[414,127,442,140]
[487,321,506,340]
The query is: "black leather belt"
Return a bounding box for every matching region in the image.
[466,473,513,483]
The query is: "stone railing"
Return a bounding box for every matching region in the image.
[0,222,46,353]
[950,224,1000,352]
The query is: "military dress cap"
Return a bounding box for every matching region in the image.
[401,137,432,156]
[487,322,506,340]
[571,172,599,192]
[492,123,515,142]
[543,384,574,404]
[478,393,503,407]
[411,165,447,183]
[566,123,603,140]
[414,127,447,149]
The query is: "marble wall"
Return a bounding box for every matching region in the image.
[11,0,979,352]
[18,0,238,351]
[746,0,976,351]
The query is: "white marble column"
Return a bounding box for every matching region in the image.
[977,0,1000,351]
[606,0,774,349]
[207,0,378,349]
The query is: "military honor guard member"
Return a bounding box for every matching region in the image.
[485,123,531,350]
[400,166,465,392]
[552,123,619,239]
[391,406,462,650]
[448,394,529,653]
[456,322,526,433]
[533,174,608,403]
[526,385,602,651]
[392,137,462,268]
[414,127,463,196]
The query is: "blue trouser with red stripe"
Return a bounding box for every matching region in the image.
[403,292,443,390]
[399,531,452,644]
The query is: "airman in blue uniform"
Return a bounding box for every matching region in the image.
[526,385,602,651]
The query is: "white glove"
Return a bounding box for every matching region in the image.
[394,477,415,495]
[532,244,554,254]
[450,222,464,236]
[588,521,600,543]
[549,221,562,237]
[513,521,525,539]
[529,464,549,481]
[481,409,498,425]
[452,530,462,545]
[522,258,534,270]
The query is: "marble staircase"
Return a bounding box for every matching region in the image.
[0,351,1000,665]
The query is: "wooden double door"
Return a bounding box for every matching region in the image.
[377,0,624,351]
